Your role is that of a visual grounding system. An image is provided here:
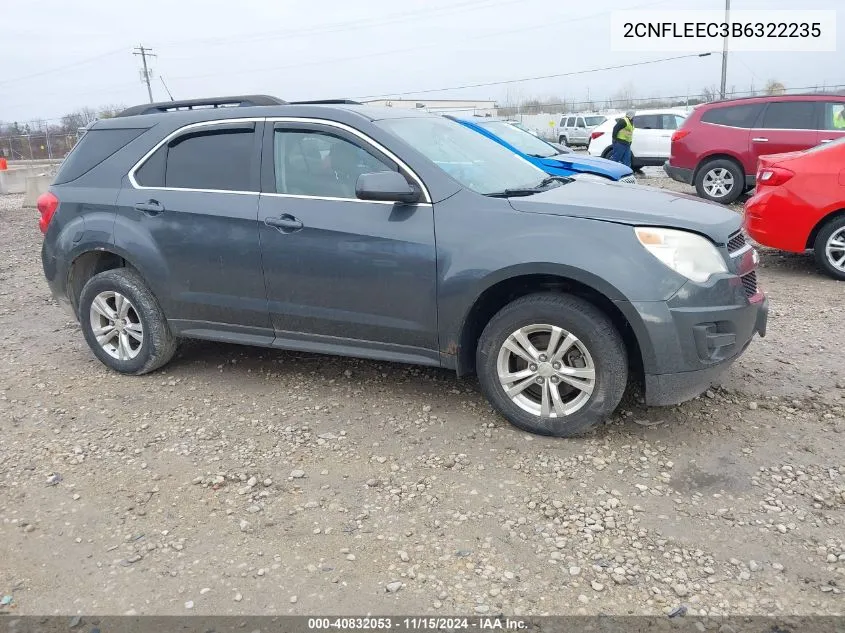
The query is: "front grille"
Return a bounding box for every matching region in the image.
[620,175,636,184]
[741,270,757,297]
[727,231,747,253]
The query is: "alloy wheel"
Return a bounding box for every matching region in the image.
[825,227,845,272]
[89,291,144,361]
[496,324,596,418]
[702,167,735,199]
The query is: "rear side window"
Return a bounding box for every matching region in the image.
[758,102,817,130]
[632,114,660,129]
[585,116,606,126]
[700,104,763,128]
[133,125,256,191]
[54,128,146,184]
[821,102,845,130]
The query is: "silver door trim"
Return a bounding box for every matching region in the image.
[127,116,433,204]
[266,116,432,204]
[127,117,265,192]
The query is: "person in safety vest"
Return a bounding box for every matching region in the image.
[610,110,635,167]
[833,106,845,130]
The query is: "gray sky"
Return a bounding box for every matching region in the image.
[0,0,842,124]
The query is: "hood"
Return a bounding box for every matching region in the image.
[538,153,632,179]
[508,181,740,243]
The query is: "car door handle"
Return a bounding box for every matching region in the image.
[752,137,769,142]
[820,139,833,143]
[265,214,303,232]
[134,200,164,215]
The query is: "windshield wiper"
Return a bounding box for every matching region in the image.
[485,176,571,198]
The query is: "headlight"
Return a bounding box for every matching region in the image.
[570,172,610,183]
[634,227,728,283]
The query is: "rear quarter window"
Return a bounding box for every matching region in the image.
[700,104,764,128]
[53,128,147,184]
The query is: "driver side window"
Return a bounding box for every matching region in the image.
[273,128,394,199]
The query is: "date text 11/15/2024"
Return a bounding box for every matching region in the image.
[307,617,528,630]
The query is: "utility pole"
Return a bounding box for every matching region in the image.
[44,122,52,159]
[719,0,730,99]
[133,45,156,103]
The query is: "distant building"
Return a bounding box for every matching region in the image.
[361,98,498,117]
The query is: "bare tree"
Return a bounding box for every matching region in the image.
[765,79,786,96]
[97,104,126,119]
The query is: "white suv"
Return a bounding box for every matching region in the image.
[557,114,608,147]
[587,109,688,169]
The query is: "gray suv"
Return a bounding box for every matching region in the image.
[39,95,768,437]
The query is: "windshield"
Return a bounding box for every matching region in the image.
[585,116,606,126]
[377,116,548,195]
[476,120,558,158]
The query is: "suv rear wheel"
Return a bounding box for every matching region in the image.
[558,135,569,146]
[695,159,744,204]
[814,215,845,281]
[79,268,177,375]
[476,293,627,437]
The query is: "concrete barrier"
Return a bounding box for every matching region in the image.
[0,168,30,194]
[23,174,54,207]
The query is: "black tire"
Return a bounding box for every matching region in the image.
[813,215,845,281]
[694,158,744,204]
[601,147,613,159]
[78,268,177,375]
[559,135,569,146]
[476,293,628,437]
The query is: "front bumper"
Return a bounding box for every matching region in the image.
[619,263,768,408]
[642,295,768,405]
[663,161,693,184]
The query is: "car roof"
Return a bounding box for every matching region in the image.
[94,99,437,130]
[696,92,845,109]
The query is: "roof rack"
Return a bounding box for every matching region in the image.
[289,99,362,105]
[117,95,287,117]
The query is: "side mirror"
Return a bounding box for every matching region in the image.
[356,171,421,204]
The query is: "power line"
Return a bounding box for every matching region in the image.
[164,0,675,84]
[133,45,156,104]
[0,48,124,86]
[158,0,522,51]
[358,53,715,100]
[0,0,675,103]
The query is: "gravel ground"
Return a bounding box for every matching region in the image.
[1,186,844,617]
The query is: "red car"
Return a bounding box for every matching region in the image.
[743,137,845,280]
[665,94,845,204]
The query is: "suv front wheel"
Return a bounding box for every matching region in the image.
[476,293,627,437]
[695,159,744,204]
[79,268,177,375]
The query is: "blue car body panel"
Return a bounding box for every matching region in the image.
[452,117,633,181]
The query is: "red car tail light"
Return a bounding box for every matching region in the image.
[757,166,794,187]
[590,131,604,140]
[671,129,691,142]
[37,191,59,234]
